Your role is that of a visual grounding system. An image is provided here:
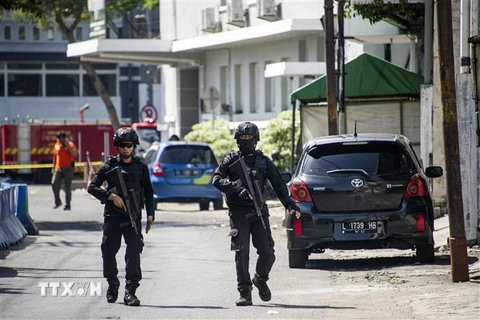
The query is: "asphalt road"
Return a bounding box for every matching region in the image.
[0,185,479,319]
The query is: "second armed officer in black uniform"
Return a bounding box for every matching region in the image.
[88,128,155,307]
[213,121,300,306]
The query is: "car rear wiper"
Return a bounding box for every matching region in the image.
[326,169,369,178]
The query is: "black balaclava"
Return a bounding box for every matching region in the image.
[237,138,257,155]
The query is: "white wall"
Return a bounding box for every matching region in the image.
[203,37,307,122]
[160,0,220,40]
[279,0,325,20]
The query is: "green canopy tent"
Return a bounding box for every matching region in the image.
[290,52,424,103]
[288,53,425,172]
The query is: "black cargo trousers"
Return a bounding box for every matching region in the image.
[101,216,144,283]
[229,207,275,293]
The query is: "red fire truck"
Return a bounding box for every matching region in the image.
[0,119,160,184]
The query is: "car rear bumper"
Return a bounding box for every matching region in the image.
[286,202,433,251]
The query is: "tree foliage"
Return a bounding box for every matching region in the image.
[345,0,424,39]
[183,118,237,162]
[259,110,300,172]
[184,111,300,171]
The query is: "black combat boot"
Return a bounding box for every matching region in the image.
[235,286,252,306]
[252,274,271,302]
[106,278,120,303]
[124,280,140,306]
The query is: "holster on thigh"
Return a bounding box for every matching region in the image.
[229,228,243,252]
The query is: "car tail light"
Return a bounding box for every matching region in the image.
[293,219,303,236]
[290,178,312,202]
[416,215,426,232]
[153,161,164,177]
[404,173,426,198]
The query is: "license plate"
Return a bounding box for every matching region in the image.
[176,169,192,177]
[342,221,377,233]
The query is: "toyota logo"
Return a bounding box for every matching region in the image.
[351,178,364,188]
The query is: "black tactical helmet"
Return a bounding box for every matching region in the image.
[113,127,139,146]
[234,122,260,141]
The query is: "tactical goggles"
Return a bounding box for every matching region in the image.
[118,142,134,148]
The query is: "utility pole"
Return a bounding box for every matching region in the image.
[337,0,345,134]
[436,0,470,282]
[324,0,338,135]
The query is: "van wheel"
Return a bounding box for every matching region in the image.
[199,201,210,211]
[416,244,435,263]
[288,249,307,269]
[213,199,224,210]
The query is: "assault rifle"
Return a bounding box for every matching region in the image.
[106,166,140,235]
[229,157,266,229]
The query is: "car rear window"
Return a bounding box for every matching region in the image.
[303,142,413,176]
[160,145,217,164]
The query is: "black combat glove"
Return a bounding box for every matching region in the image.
[287,202,300,213]
[237,187,250,200]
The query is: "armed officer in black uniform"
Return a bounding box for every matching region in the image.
[88,128,155,307]
[213,122,300,306]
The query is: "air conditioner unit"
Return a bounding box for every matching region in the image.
[257,0,279,22]
[226,0,245,27]
[202,7,217,33]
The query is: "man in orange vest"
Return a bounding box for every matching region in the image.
[51,131,78,210]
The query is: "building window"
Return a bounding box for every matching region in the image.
[75,27,83,41]
[46,63,80,70]
[33,27,40,40]
[299,39,307,62]
[317,37,325,61]
[234,64,242,114]
[220,66,228,115]
[249,62,257,113]
[7,63,42,70]
[90,63,117,70]
[46,74,80,96]
[281,58,288,111]
[8,74,42,96]
[47,26,54,40]
[83,74,117,96]
[264,61,273,112]
[18,26,26,40]
[0,74,5,96]
[4,26,11,40]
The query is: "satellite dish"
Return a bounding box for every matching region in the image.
[202,86,220,113]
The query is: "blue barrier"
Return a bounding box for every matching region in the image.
[14,184,39,235]
[0,184,28,250]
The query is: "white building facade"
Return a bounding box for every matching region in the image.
[68,0,413,138]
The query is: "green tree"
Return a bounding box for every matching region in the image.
[0,0,159,130]
[183,118,237,162]
[345,0,424,39]
[259,110,300,172]
[184,112,300,171]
